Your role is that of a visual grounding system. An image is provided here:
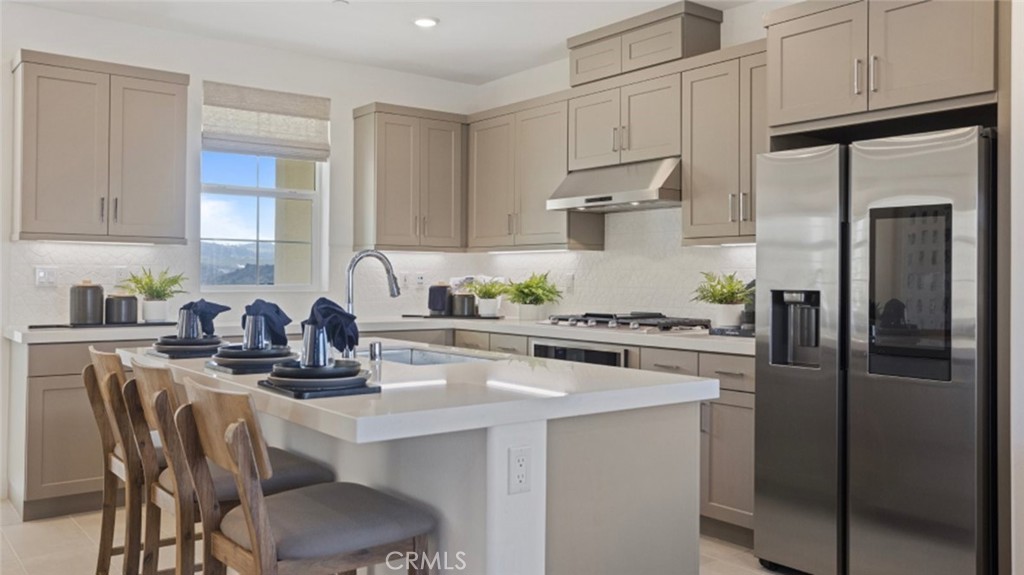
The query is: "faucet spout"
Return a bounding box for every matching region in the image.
[345,249,401,315]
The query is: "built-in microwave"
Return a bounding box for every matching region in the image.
[529,338,633,368]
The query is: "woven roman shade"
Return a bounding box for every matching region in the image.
[202,81,331,161]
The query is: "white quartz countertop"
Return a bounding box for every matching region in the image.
[6,316,754,356]
[120,338,719,444]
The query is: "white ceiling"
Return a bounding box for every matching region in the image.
[23,0,752,85]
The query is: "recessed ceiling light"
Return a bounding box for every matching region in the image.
[414,17,439,28]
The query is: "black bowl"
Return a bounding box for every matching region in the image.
[271,359,363,379]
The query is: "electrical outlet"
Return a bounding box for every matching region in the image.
[34,266,58,287]
[415,273,426,287]
[508,446,531,495]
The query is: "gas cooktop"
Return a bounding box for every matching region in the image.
[543,312,711,332]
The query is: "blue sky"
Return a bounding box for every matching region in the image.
[200,151,277,241]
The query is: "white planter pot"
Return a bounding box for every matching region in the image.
[143,300,170,323]
[477,297,501,318]
[517,304,549,322]
[711,304,745,328]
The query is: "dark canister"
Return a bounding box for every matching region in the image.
[69,280,104,325]
[105,295,138,324]
[451,293,477,317]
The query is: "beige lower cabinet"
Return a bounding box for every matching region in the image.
[364,329,453,346]
[681,51,766,243]
[354,107,465,251]
[700,389,755,529]
[454,330,489,351]
[469,104,603,251]
[14,51,188,243]
[10,339,153,519]
[639,347,699,375]
[453,330,529,356]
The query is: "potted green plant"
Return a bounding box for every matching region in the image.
[465,279,508,318]
[692,271,753,328]
[507,272,562,321]
[118,267,187,323]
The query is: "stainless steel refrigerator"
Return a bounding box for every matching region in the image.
[754,126,994,575]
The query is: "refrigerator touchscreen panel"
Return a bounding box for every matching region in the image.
[868,204,952,381]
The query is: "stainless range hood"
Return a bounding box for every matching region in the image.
[546,157,682,213]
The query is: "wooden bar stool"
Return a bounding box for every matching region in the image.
[175,377,435,575]
[126,361,336,575]
[85,347,172,575]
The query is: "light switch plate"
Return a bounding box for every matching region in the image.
[34,266,58,287]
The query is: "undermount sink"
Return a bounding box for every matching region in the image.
[357,348,493,366]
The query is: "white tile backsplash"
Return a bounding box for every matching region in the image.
[5,209,754,327]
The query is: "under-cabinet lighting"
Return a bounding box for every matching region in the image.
[487,249,569,255]
[414,17,439,28]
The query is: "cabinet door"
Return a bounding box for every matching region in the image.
[739,53,768,237]
[767,1,868,126]
[375,113,421,247]
[620,75,681,164]
[700,390,755,528]
[681,60,741,240]
[514,102,568,246]
[19,63,110,236]
[468,114,516,248]
[419,119,463,248]
[26,375,104,500]
[108,76,186,240]
[569,36,622,86]
[489,334,529,356]
[621,17,683,73]
[568,89,621,171]
[454,330,489,351]
[867,0,995,111]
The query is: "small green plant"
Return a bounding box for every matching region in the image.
[692,272,752,305]
[507,272,562,306]
[118,267,187,301]
[465,279,508,300]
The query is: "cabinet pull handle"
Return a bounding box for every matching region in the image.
[414,216,419,236]
[700,402,710,433]
[621,125,629,150]
[495,346,517,353]
[99,198,106,223]
[507,213,513,235]
[653,363,682,371]
[853,58,862,95]
[870,55,878,93]
[113,198,119,223]
[714,369,745,378]
[728,194,737,223]
[739,192,747,222]
[612,127,619,152]
[421,216,427,236]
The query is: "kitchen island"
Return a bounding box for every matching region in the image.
[121,337,718,575]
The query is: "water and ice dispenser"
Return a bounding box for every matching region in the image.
[770,290,821,368]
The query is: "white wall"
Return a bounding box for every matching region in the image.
[720,0,802,46]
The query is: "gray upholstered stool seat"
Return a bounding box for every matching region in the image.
[220,482,436,560]
[158,446,334,502]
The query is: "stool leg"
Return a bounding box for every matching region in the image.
[408,535,428,575]
[122,476,144,575]
[96,469,119,575]
[173,500,196,575]
[141,500,162,575]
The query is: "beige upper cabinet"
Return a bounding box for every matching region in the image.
[15,53,188,243]
[766,1,868,126]
[621,17,683,74]
[514,102,569,246]
[570,37,623,87]
[18,63,111,237]
[681,60,742,240]
[354,107,465,251]
[420,119,464,248]
[568,89,621,171]
[739,53,768,237]
[620,75,681,164]
[569,75,681,171]
[866,0,995,111]
[468,114,517,248]
[108,76,187,240]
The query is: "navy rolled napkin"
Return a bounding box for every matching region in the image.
[304,297,359,352]
[180,299,231,336]
[242,299,292,346]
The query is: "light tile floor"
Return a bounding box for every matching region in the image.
[1,499,773,574]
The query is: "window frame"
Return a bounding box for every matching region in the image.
[199,157,327,293]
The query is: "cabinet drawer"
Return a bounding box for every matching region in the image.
[622,17,683,73]
[28,339,155,377]
[699,353,755,393]
[570,36,622,86]
[640,347,699,375]
[489,334,528,356]
[454,330,490,351]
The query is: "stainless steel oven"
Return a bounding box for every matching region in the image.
[529,338,634,367]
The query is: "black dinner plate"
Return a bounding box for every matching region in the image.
[215,344,294,359]
[267,370,370,389]
[271,359,363,379]
[157,335,222,347]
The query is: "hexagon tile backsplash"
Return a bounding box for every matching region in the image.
[4,209,756,328]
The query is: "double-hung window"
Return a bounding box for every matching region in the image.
[200,82,330,289]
